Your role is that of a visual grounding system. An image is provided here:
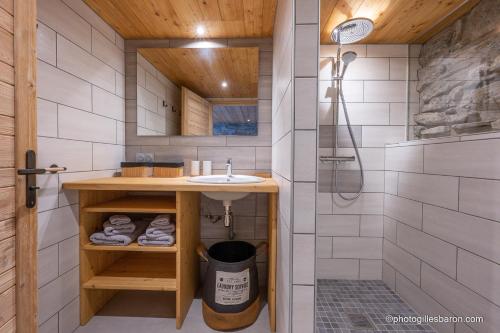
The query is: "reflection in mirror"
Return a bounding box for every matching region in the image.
[213,104,258,136]
[136,47,259,137]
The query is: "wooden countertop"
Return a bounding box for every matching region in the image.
[62,176,279,193]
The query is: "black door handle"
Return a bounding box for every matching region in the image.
[17,150,66,208]
[18,164,67,175]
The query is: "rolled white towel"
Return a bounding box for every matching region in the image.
[146,225,175,238]
[151,214,171,226]
[103,220,136,236]
[138,233,175,246]
[90,223,146,246]
[109,215,131,225]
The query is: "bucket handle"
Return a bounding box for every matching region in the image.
[197,243,209,262]
[255,241,268,254]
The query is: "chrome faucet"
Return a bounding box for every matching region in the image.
[226,158,233,178]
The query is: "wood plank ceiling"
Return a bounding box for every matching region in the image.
[83,0,277,39]
[320,0,480,44]
[139,47,259,98]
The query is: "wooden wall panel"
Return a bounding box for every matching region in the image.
[0,170,14,188]
[0,218,14,241]
[0,82,14,117]
[0,317,14,333]
[0,61,13,85]
[0,0,13,15]
[0,237,14,273]
[0,28,12,65]
[0,115,14,136]
[0,1,15,331]
[0,135,14,168]
[0,7,13,33]
[0,287,15,328]
[0,267,14,296]
[0,188,14,221]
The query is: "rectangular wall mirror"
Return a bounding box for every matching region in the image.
[136,47,259,136]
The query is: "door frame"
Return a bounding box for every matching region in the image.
[14,0,38,332]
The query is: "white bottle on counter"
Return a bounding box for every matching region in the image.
[202,161,212,176]
[190,160,200,176]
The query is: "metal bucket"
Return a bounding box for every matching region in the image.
[197,241,265,314]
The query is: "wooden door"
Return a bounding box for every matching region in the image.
[181,87,212,136]
[0,0,37,332]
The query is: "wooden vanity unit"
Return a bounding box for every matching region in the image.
[62,177,278,331]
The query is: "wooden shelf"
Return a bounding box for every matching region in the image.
[63,176,279,193]
[83,195,176,213]
[82,253,176,291]
[83,242,177,253]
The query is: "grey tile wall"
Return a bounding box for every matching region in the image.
[36,1,126,331]
[383,133,500,333]
[290,1,319,333]
[317,45,416,282]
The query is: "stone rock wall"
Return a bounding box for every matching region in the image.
[415,0,500,138]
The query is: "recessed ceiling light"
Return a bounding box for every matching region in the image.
[221,81,228,88]
[196,25,205,36]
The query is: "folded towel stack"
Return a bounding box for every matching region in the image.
[138,214,176,247]
[90,215,146,246]
[103,215,136,235]
[109,214,132,225]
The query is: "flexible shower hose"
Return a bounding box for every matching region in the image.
[334,79,364,200]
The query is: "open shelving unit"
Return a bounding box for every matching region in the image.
[63,176,278,331]
[78,190,200,329]
[82,253,177,291]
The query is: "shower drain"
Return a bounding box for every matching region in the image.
[346,313,375,330]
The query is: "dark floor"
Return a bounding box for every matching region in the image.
[316,280,435,333]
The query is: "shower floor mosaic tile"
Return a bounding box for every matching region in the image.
[316,280,436,333]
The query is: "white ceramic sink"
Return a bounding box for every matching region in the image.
[188,174,265,184]
[188,174,265,203]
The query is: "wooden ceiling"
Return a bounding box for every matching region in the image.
[320,0,480,44]
[139,47,259,98]
[83,0,277,39]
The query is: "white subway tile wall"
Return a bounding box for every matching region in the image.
[395,272,455,333]
[272,0,294,332]
[291,285,315,333]
[291,1,319,333]
[317,44,416,281]
[384,136,500,333]
[36,0,126,331]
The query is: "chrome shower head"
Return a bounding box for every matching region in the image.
[331,18,374,44]
[340,51,357,78]
[342,51,357,65]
